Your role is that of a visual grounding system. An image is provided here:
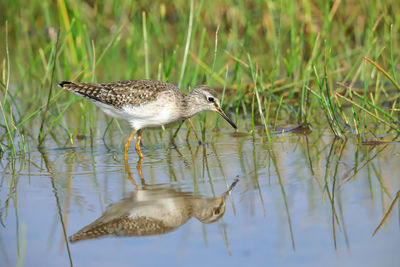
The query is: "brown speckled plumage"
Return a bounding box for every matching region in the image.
[60,79,183,108]
[69,216,175,242]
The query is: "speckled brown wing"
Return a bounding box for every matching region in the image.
[68,216,176,242]
[59,80,179,108]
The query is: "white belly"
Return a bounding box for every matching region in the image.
[95,92,182,130]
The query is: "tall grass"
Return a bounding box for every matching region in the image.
[0,0,399,154]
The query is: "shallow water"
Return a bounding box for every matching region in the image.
[1,126,399,266]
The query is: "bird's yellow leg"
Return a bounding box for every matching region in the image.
[135,129,144,159]
[126,169,138,187]
[136,158,145,184]
[126,157,145,189]
[124,129,137,168]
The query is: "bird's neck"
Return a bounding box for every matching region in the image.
[191,196,225,223]
[181,93,204,119]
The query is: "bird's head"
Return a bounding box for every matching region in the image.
[190,85,237,129]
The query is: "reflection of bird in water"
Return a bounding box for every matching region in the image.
[69,179,238,242]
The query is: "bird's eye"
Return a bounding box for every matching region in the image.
[207,96,214,102]
[213,208,220,215]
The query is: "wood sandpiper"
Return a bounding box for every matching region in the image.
[69,179,239,242]
[59,80,237,160]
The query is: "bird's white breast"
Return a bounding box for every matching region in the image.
[121,92,181,130]
[127,193,189,227]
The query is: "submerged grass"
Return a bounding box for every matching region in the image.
[373,190,400,236]
[0,0,399,154]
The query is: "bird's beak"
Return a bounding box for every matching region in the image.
[216,107,237,129]
[223,178,239,197]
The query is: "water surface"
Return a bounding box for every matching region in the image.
[1,127,399,266]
